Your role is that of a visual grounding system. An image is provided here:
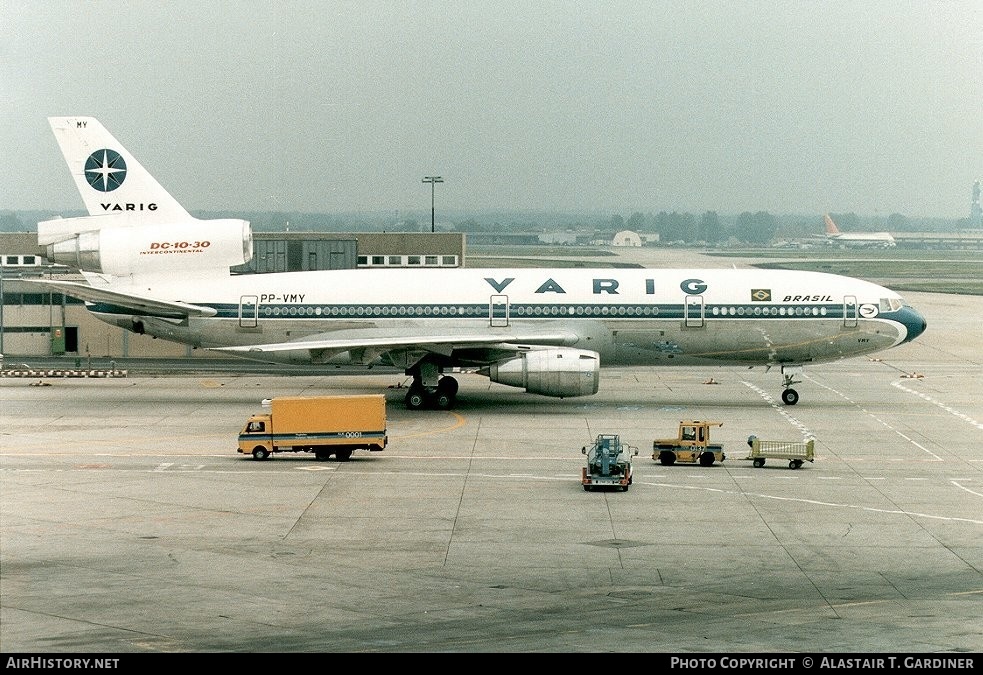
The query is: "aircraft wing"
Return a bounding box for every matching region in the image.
[212,327,581,362]
[19,279,218,319]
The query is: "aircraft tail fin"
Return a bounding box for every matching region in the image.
[824,214,841,236]
[48,116,192,223]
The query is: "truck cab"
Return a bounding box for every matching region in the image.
[652,420,725,466]
[240,413,274,459]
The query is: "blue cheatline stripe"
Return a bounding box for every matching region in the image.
[191,302,855,321]
[270,432,386,442]
[239,429,386,441]
[92,301,912,324]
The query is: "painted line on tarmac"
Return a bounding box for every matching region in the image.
[631,479,983,526]
[741,381,815,440]
[801,374,945,461]
[892,381,983,431]
[951,480,983,498]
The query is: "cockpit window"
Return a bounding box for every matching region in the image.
[880,298,903,312]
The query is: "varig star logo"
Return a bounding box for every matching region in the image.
[84,149,127,192]
[859,304,879,318]
[751,289,771,302]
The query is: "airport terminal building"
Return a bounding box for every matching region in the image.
[0,231,465,358]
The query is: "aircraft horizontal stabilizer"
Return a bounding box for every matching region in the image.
[20,279,217,319]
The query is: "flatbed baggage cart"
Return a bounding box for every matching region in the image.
[745,435,814,469]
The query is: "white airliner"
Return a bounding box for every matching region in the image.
[824,214,896,248]
[27,117,927,409]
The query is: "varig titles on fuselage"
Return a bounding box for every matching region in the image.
[483,276,710,295]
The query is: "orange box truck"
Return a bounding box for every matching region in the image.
[237,395,387,461]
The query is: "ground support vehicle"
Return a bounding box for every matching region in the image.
[652,420,725,466]
[237,395,387,461]
[581,434,638,491]
[745,435,815,469]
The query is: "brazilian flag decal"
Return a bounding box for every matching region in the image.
[751,289,771,302]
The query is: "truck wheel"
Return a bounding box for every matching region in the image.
[583,484,592,492]
[335,449,353,462]
[753,458,765,468]
[252,447,270,461]
[699,452,715,467]
[659,451,676,466]
[314,450,331,461]
[790,460,802,469]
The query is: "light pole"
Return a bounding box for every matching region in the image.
[422,176,443,233]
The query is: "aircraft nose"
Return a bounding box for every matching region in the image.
[899,306,927,343]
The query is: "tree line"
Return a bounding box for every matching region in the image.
[1,208,973,245]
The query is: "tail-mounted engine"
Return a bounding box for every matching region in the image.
[484,347,600,397]
[37,215,252,276]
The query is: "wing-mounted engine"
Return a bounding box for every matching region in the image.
[38,215,252,276]
[483,347,600,397]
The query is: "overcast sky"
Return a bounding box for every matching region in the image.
[3,1,981,219]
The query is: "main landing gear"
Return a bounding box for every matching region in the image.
[405,375,458,410]
[404,360,459,410]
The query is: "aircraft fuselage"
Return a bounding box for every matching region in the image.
[88,266,925,369]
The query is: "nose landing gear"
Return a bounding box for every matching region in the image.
[780,365,802,406]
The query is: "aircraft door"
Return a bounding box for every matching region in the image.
[842,295,858,327]
[684,294,705,327]
[239,295,259,328]
[489,294,509,327]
